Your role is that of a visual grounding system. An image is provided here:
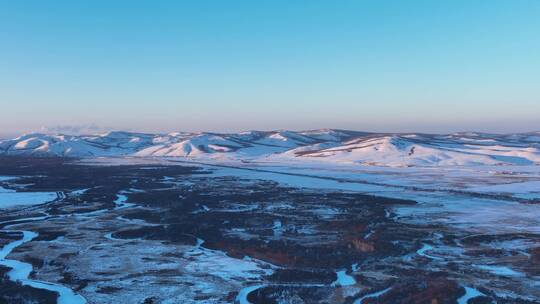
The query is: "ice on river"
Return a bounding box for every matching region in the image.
[235,284,265,304]
[331,270,357,287]
[0,183,57,209]
[457,286,485,304]
[0,231,86,304]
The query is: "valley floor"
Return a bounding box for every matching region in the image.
[0,157,539,303]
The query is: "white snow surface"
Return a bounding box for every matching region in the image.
[2,130,539,167]
[0,176,57,209]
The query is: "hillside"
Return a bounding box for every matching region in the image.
[1,130,539,167]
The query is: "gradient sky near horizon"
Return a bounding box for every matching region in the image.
[1,0,539,136]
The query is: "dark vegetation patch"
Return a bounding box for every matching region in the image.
[96,285,123,294]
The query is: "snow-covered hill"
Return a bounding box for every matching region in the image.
[1,130,539,167]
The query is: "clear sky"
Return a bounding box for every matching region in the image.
[1,0,539,136]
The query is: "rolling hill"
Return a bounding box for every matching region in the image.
[1,130,539,167]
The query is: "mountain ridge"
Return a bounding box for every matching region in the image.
[1,129,539,167]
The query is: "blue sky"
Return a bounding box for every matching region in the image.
[1,0,539,136]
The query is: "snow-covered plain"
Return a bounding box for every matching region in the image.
[201,162,540,235]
